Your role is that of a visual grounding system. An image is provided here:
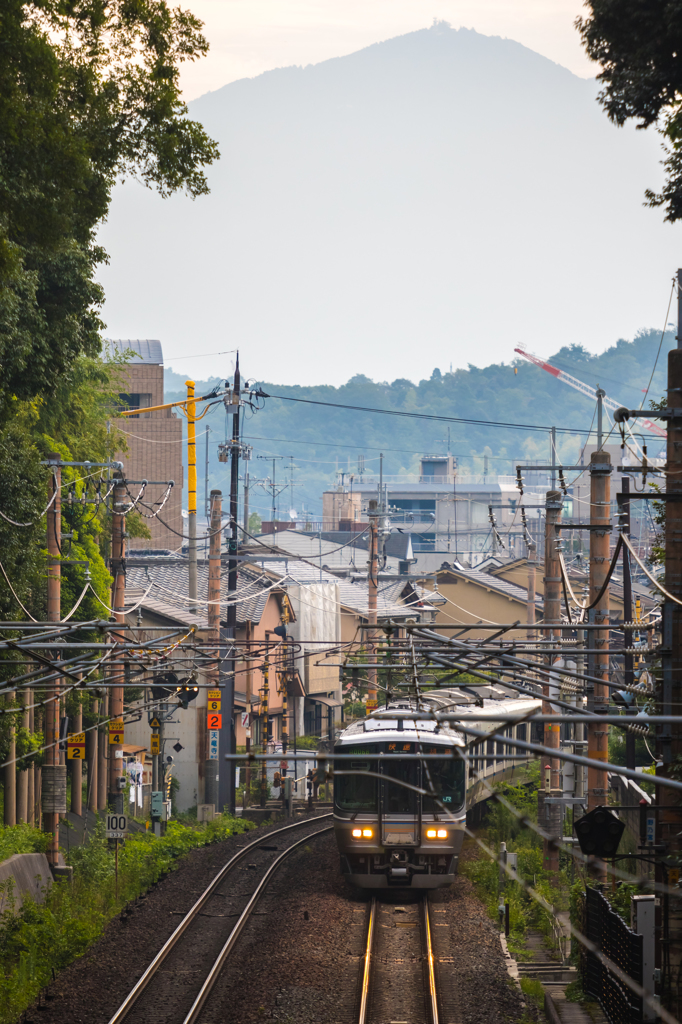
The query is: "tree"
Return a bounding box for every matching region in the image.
[577,1,682,221]
[0,0,219,413]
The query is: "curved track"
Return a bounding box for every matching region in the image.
[107,815,333,1024]
[358,894,440,1024]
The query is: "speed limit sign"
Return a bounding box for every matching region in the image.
[106,813,128,839]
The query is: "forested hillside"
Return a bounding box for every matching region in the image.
[164,328,672,519]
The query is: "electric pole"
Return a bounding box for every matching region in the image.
[543,488,562,875]
[587,450,611,881]
[367,498,379,713]
[221,356,240,815]
[621,476,636,771]
[658,279,682,1008]
[44,454,64,863]
[206,489,221,811]
[109,472,126,812]
[186,380,197,611]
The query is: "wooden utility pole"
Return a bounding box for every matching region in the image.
[44,454,64,865]
[87,697,98,813]
[206,489,221,811]
[621,476,636,771]
[186,380,197,612]
[71,697,82,816]
[367,499,379,713]
[543,489,562,875]
[4,687,16,826]
[587,450,611,823]
[109,473,126,811]
[97,690,108,810]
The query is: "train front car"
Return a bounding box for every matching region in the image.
[333,711,466,889]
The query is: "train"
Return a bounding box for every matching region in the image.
[333,682,542,888]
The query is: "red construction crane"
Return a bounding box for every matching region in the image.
[514,346,666,439]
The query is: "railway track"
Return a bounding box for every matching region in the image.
[358,894,440,1024]
[107,814,333,1024]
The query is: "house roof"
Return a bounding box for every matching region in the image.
[106,339,163,365]
[242,554,436,621]
[124,560,279,629]
[429,561,544,608]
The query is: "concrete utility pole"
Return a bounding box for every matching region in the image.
[543,489,562,875]
[205,489,222,811]
[526,541,536,644]
[4,682,16,826]
[109,473,126,812]
[186,381,197,611]
[587,451,611,833]
[367,499,379,712]
[222,357,240,815]
[97,689,108,810]
[44,454,63,864]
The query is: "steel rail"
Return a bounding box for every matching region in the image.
[423,895,440,1024]
[358,897,376,1024]
[182,824,333,1024]
[106,814,332,1024]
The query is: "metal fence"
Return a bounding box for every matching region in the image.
[581,887,644,1024]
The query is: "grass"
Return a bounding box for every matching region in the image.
[519,977,545,1010]
[0,813,254,1024]
[0,825,49,864]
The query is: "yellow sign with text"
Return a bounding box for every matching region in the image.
[67,733,86,759]
[108,719,124,745]
[151,735,160,755]
[207,689,221,699]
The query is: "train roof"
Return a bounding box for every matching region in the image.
[336,688,541,748]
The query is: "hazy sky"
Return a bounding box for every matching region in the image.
[180,0,593,100]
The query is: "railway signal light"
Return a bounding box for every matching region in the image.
[574,806,625,859]
[176,681,199,709]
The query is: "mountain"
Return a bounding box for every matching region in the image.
[163,328,673,519]
[98,22,680,385]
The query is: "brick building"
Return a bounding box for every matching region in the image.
[108,340,184,550]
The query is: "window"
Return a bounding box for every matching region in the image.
[383,758,418,814]
[335,759,378,812]
[516,723,527,743]
[422,759,466,813]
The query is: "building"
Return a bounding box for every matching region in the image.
[322,455,547,568]
[107,339,184,550]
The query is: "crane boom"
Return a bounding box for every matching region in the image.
[514,346,667,440]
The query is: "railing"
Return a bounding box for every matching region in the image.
[582,887,644,1023]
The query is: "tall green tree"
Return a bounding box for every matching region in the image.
[0,0,219,414]
[577,1,682,220]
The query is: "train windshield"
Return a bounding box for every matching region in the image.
[334,748,378,812]
[421,757,466,813]
[382,758,418,814]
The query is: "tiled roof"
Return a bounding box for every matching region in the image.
[125,560,275,628]
[435,561,543,608]
[243,555,435,620]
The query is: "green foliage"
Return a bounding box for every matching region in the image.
[248,511,262,534]
[577,2,682,222]
[0,0,218,412]
[0,813,253,1023]
[0,825,49,863]
[519,977,545,1010]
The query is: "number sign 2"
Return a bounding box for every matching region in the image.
[207,713,222,730]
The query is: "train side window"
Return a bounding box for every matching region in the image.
[334,759,378,812]
[516,723,527,743]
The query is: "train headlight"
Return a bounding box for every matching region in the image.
[351,827,373,839]
[362,828,373,838]
[437,829,448,839]
[425,828,448,840]
[426,828,437,839]
[352,828,362,837]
